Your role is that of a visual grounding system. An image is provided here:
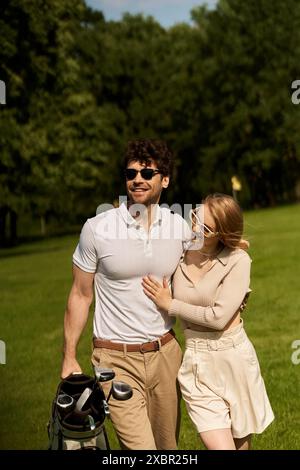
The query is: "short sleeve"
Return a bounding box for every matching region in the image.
[73,220,98,273]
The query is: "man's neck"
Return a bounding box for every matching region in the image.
[127,202,159,232]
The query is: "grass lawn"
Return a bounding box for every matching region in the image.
[0,203,299,450]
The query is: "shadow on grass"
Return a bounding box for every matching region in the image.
[0,245,66,259]
[0,230,80,259]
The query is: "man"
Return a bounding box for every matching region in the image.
[61,139,192,450]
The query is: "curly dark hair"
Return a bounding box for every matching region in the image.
[123,139,174,177]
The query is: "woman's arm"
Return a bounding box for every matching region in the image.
[169,254,251,330]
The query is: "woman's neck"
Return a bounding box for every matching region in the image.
[199,242,222,256]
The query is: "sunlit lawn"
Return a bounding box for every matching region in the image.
[0,203,299,449]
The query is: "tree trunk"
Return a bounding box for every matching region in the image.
[9,209,18,246]
[0,207,8,247]
[40,215,46,236]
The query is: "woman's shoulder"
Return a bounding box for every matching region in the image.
[226,247,252,265]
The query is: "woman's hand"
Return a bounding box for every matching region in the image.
[142,275,172,313]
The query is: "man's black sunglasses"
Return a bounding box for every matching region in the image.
[125,168,162,181]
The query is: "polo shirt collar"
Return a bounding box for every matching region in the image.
[119,202,136,226]
[216,245,231,265]
[151,205,163,226]
[119,202,162,227]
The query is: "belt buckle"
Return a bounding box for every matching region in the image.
[139,340,159,353]
[139,341,150,353]
[208,339,219,351]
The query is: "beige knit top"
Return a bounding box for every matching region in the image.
[168,246,252,331]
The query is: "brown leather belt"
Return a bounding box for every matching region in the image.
[93,329,175,353]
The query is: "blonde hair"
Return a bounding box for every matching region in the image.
[203,193,249,250]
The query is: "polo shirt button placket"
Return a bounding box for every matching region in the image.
[134,224,145,242]
[144,238,152,257]
[135,225,152,257]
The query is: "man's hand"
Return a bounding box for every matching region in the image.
[61,357,82,379]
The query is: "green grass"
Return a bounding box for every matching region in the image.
[0,204,299,449]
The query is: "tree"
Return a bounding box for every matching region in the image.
[190,0,300,207]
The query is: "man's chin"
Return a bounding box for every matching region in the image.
[128,190,161,207]
[130,192,150,204]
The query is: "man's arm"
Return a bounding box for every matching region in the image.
[61,264,95,379]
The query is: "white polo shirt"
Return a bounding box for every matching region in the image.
[73,202,192,343]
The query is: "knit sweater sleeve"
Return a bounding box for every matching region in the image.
[168,254,251,330]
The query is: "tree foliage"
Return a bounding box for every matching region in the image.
[1,0,300,244]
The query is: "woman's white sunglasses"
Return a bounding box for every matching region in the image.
[189,208,220,238]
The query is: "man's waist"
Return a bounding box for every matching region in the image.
[93,329,176,353]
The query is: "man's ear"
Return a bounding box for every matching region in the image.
[162,176,169,189]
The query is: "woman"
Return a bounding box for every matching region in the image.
[142,193,274,450]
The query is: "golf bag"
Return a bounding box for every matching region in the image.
[48,373,109,450]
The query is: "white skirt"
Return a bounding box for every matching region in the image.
[178,321,274,438]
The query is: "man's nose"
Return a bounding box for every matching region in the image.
[133,171,144,183]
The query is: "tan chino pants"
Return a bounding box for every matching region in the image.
[91,338,182,450]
